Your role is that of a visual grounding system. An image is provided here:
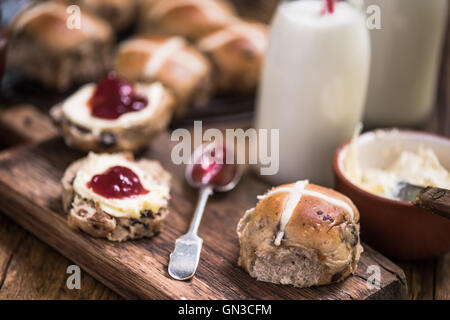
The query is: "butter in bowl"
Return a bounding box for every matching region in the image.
[333,128,450,260]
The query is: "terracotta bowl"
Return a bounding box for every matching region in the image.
[333,129,450,260]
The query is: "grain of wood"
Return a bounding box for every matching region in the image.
[397,261,435,300]
[0,0,448,300]
[0,214,26,291]
[0,135,406,299]
[0,213,120,300]
[0,104,58,144]
[0,101,446,299]
[435,252,450,299]
[0,105,116,300]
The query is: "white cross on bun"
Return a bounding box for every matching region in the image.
[237,180,363,288]
[114,35,212,117]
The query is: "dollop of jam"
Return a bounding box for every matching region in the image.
[87,166,149,199]
[88,73,148,120]
[191,146,237,187]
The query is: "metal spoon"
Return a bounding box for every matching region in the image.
[168,143,243,281]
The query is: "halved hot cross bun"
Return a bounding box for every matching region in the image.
[237,180,363,288]
[114,35,212,117]
[51,74,175,153]
[62,152,171,242]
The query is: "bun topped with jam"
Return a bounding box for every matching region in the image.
[62,152,171,241]
[51,73,174,153]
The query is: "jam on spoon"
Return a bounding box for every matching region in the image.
[169,143,242,281]
[190,146,237,187]
[87,166,149,199]
[88,73,148,120]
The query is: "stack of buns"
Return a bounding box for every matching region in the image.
[8,0,268,118]
[119,0,269,113]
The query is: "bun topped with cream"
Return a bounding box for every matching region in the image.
[62,152,171,241]
[51,73,174,153]
[237,180,363,288]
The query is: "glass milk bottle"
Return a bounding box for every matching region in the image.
[364,0,448,127]
[255,0,370,186]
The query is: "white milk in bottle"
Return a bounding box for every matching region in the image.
[364,0,448,127]
[255,0,370,186]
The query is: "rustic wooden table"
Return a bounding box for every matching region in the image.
[0,102,448,300]
[0,0,448,301]
[1,0,449,300]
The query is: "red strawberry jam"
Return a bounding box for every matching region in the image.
[191,146,237,187]
[87,166,149,199]
[88,73,148,120]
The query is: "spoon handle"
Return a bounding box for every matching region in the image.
[168,187,213,280]
[414,187,450,220]
[188,187,214,234]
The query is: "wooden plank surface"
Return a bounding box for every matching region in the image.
[0,105,447,300]
[0,213,120,300]
[0,106,119,299]
[0,104,58,149]
[1,96,449,299]
[397,261,436,300]
[0,104,58,142]
[0,0,447,301]
[436,253,450,299]
[0,131,406,300]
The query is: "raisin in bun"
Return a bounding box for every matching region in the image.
[115,35,212,117]
[62,152,171,241]
[198,20,268,93]
[237,180,363,288]
[55,0,138,32]
[8,2,113,91]
[138,0,237,41]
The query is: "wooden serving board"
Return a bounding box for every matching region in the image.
[0,126,406,299]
